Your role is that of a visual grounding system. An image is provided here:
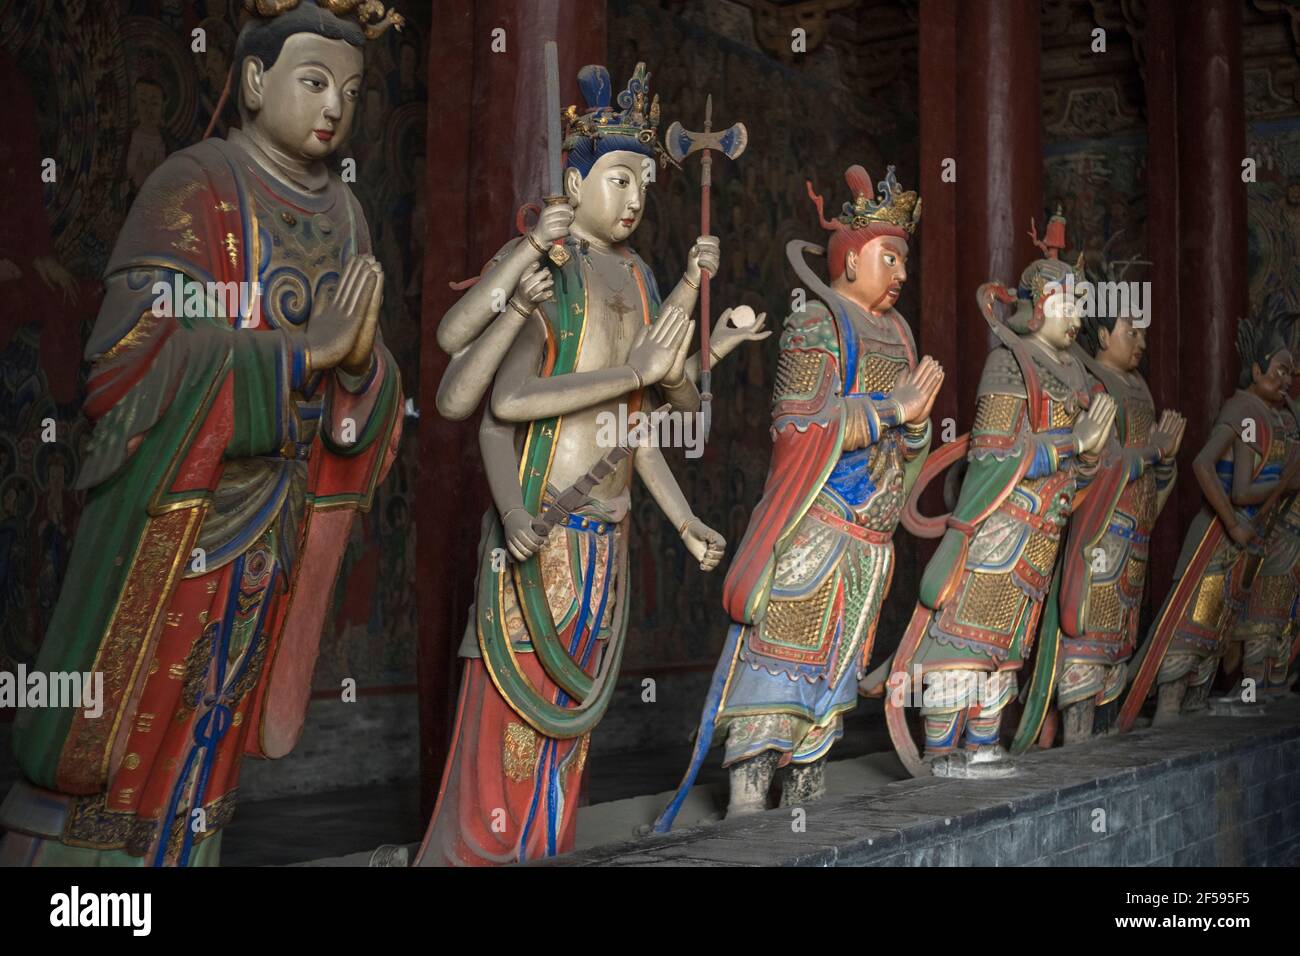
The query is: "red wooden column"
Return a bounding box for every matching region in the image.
[1173,0,1248,536]
[952,0,1043,415]
[416,0,606,818]
[1142,2,1182,603]
[915,0,958,566]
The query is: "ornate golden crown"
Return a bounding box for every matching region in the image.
[242,0,404,39]
[841,166,921,234]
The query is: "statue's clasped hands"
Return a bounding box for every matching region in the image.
[1073,392,1117,457]
[628,305,694,388]
[891,356,945,424]
[307,253,384,375]
[1150,409,1187,463]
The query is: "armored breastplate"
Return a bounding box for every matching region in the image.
[1028,347,1090,432]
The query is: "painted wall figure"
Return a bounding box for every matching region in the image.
[1122,310,1298,729]
[656,164,939,825]
[1054,250,1185,744]
[885,213,1117,778]
[414,60,765,866]
[0,0,405,867]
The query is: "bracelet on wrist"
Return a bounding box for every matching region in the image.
[508,297,532,319]
[630,366,644,390]
[677,517,694,537]
[682,272,699,291]
[526,232,548,256]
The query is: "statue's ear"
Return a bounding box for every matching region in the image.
[1098,326,1110,352]
[843,248,857,279]
[1251,360,1265,385]
[564,166,583,205]
[241,56,266,113]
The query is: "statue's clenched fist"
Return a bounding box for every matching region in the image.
[686,235,719,282]
[680,517,726,571]
[530,202,574,247]
[502,508,550,561]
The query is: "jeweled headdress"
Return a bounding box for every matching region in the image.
[242,0,404,39]
[562,63,674,170]
[1018,207,1085,307]
[808,165,921,235]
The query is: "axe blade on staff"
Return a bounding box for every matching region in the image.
[665,96,747,441]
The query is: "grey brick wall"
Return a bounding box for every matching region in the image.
[542,698,1300,867]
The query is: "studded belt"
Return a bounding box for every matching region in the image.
[807,503,892,544]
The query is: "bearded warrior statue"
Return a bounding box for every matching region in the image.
[655,165,941,827]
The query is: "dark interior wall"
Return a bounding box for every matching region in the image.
[0,0,428,799]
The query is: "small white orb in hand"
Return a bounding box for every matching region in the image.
[729,305,756,329]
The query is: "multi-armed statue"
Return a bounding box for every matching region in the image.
[416,59,766,866]
[0,0,405,866]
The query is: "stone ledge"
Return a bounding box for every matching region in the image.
[535,697,1300,867]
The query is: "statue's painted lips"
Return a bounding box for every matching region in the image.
[314,129,334,142]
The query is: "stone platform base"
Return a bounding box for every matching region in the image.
[535,697,1300,867]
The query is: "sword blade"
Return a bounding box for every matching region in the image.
[544,41,562,197]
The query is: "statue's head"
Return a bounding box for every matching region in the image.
[1238,308,1296,405]
[808,165,920,315]
[1016,258,1083,352]
[1079,245,1147,371]
[233,1,403,161]
[562,63,670,245]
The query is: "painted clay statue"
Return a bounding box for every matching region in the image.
[656,165,940,827]
[885,213,1116,777]
[0,0,405,866]
[1054,254,1185,744]
[414,62,746,866]
[1122,310,1298,728]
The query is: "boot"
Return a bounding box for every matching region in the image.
[1061,699,1095,746]
[726,750,778,818]
[779,758,827,808]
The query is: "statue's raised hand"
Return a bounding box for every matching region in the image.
[680,517,725,571]
[530,202,573,249]
[1073,392,1117,456]
[711,307,772,363]
[891,356,945,424]
[686,235,719,282]
[308,254,382,372]
[628,305,693,386]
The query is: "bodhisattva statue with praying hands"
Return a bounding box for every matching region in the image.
[0,0,405,867]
